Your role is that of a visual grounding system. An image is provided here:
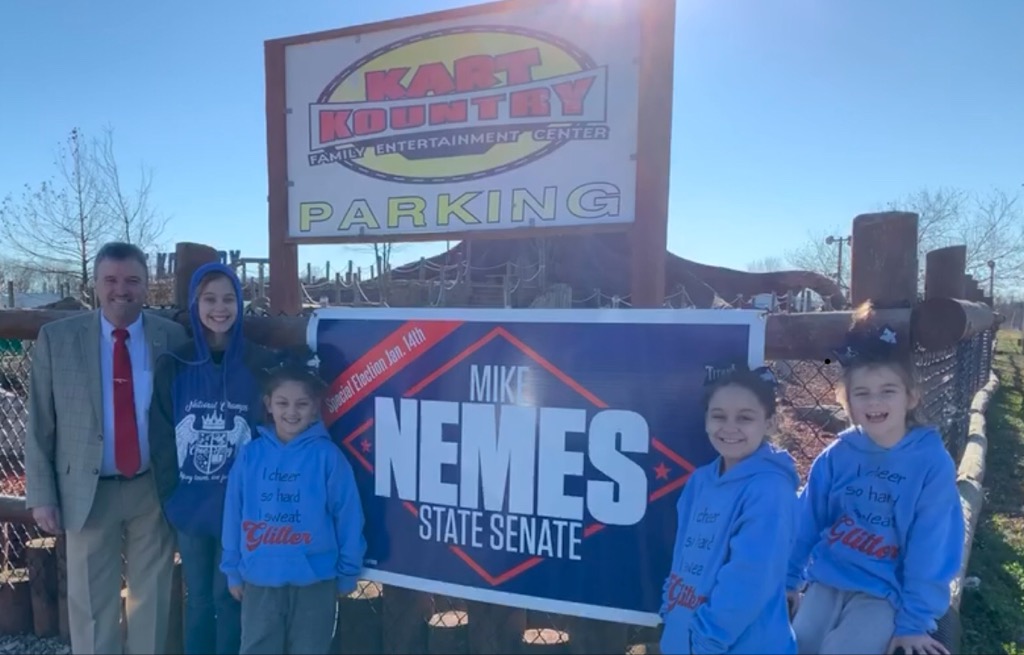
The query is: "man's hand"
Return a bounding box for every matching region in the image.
[886,634,950,655]
[229,586,243,602]
[32,505,62,535]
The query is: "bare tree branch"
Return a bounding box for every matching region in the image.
[95,125,169,252]
[746,256,785,273]
[0,128,112,303]
[0,127,168,306]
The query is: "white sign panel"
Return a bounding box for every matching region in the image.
[282,2,642,240]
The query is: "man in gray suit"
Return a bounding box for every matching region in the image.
[25,242,188,654]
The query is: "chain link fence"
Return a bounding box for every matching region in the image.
[0,323,997,651]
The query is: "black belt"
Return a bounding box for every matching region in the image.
[99,469,150,482]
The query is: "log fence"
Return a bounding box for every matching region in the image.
[0,212,1000,653]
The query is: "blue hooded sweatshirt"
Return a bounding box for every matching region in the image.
[150,262,276,538]
[787,425,964,637]
[220,422,366,594]
[659,442,799,655]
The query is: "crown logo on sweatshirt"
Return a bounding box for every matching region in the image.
[202,411,226,431]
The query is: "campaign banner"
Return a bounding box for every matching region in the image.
[308,308,766,626]
[281,1,643,240]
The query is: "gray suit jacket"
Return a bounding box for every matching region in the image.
[24,309,188,532]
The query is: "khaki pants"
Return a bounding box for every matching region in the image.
[792,582,896,655]
[65,472,175,655]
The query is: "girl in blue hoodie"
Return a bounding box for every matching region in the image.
[787,302,964,655]
[150,263,278,655]
[660,365,799,655]
[221,359,366,655]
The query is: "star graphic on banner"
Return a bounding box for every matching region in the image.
[654,462,671,480]
[360,438,372,454]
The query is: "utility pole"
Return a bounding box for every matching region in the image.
[825,235,852,289]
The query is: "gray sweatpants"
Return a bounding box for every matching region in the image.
[792,583,895,655]
[239,580,337,654]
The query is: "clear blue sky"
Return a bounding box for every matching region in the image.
[2,0,1021,276]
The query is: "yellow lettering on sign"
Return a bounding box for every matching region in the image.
[437,193,481,226]
[568,183,621,219]
[338,200,381,231]
[388,197,427,228]
[511,187,557,223]
[299,202,333,232]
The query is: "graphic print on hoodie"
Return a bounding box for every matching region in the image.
[787,425,964,637]
[660,442,799,655]
[220,422,367,594]
[150,262,276,538]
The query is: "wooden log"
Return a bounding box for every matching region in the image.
[0,298,996,370]
[174,243,221,310]
[521,627,570,655]
[25,537,58,638]
[911,299,997,351]
[563,616,629,655]
[0,494,31,523]
[950,370,999,610]
[0,568,33,635]
[764,308,911,361]
[924,246,966,300]
[427,610,468,654]
[466,601,527,654]
[334,580,383,655]
[850,211,919,307]
[381,586,432,654]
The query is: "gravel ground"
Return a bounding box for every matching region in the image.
[0,635,69,654]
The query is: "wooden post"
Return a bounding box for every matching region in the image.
[166,556,183,654]
[850,212,919,307]
[427,610,469,654]
[174,242,221,309]
[56,535,69,641]
[347,260,354,285]
[6,281,13,309]
[924,246,966,300]
[0,568,32,635]
[265,39,301,316]
[26,537,58,637]
[381,586,432,653]
[335,581,383,654]
[466,601,527,654]
[629,0,676,308]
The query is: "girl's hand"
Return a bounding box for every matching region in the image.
[886,634,950,655]
[229,586,243,602]
[785,590,801,619]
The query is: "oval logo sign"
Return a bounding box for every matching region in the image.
[308,26,609,184]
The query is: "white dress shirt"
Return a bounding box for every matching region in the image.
[99,313,153,476]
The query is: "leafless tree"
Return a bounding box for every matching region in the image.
[95,125,169,252]
[0,127,166,305]
[786,187,1024,295]
[0,128,111,302]
[785,227,851,287]
[746,256,785,273]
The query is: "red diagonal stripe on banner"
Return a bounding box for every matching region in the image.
[324,320,462,427]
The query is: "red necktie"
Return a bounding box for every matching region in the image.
[112,328,140,477]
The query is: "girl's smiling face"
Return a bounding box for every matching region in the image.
[265,380,318,442]
[197,275,237,337]
[705,383,771,471]
[844,364,918,447]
